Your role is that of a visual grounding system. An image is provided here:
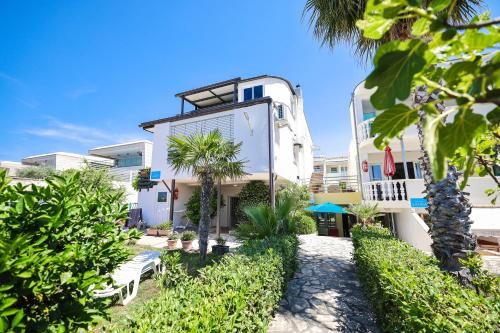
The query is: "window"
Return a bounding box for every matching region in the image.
[277,105,284,119]
[314,165,322,172]
[414,162,423,179]
[361,99,377,120]
[369,165,382,181]
[330,167,338,173]
[117,156,142,167]
[243,85,264,101]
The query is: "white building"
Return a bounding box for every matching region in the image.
[22,152,114,171]
[137,75,314,228]
[310,156,357,193]
[350,82,500,252]
[0,161,27,177]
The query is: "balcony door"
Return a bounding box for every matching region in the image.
[393,162,416,179]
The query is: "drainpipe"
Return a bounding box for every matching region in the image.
[400,138,409,179]
[350,92,364,198]
[267,101,275,208]
[169,179,175,222]
[216,180,221,238]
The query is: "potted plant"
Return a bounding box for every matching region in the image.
[146,224,158,236]
[212,236,230,255]
[180,231,196,251]
[167,232,179,250]
[157,221,173,236]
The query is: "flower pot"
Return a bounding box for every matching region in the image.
[147,228,158,236]
[181,240,193,251]
[167,239,178,250]
[212,245,230,255]
[157,229,170,237]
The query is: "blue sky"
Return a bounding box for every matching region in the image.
[1,1,499,161]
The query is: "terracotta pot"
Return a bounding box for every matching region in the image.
[181,240,193,251]
[157,229,170,237]
[146,228,158,236]
[167,239,178,250]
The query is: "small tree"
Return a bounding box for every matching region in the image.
[346,203,383,229]
[277,182,310,214]
[185,187,224,226]
[236,180,270,224]
[168,131,246,262]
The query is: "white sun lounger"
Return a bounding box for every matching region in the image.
[95,251,161,305]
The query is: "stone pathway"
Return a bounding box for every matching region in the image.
[268,235,378,333]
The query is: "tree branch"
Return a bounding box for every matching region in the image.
[446,18,500,30]
[476,155,500,188]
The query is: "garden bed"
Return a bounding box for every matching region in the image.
[351,226,500,332]
[120,235,299,332]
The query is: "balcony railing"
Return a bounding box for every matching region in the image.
[363,179,410,201]
[301,174,359,193]
[357,118,374,143]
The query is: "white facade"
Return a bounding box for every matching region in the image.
[349,81,500,251]
[0,161,27,177]
[138,75,314,227]
[22,152,114,171]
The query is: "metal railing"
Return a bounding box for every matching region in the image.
[301,174,359,193]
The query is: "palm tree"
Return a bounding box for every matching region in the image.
[346,203,383,229]
[304,0,481,272]
[168,130,246,262]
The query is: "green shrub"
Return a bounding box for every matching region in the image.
[124,235,299,332]
[16,165,56,179]
[180,231,196,241]
[236,181,269,224]
[235,197,294,240]
[155,251,189,289]
[157,221,173,230]
[276,183,310,213]
[293,212,317,235]
[168,232,179,240]
[352,226,500,332]
[185,187,224,226]
[0,170,140,332]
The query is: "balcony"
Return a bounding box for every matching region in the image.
[303,174,359,194]
[362,177,500,208]
[357,118,374,143]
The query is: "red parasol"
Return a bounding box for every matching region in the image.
[383,146,396,178]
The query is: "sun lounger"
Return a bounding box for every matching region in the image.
[95,251,161,305]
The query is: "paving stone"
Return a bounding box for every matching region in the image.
[269,235,379,333]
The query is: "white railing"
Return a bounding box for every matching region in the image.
[363,179,409,202]
[357,118,374,142]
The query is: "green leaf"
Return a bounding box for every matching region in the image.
[366,40,427,109]
[371,104,419,149]
[357,17,396,39]
[16,271,32,278]
[486,107,500,125]
[439,109,486,157]
[412,18,431,36]
[0,298,17,310]
[11,310,23,328]
[429,0,452,12]
[60,272,73,284]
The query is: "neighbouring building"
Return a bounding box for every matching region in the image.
[349,81,500,252]
[22,152,114,171]
[0,161,27,177]
[137,75,314,228]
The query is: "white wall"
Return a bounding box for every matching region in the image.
[394,210,432,253]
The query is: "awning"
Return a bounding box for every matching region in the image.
[305,202,346,214]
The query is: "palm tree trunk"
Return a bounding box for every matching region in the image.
[198,174,214,262]
[428,166,476,272]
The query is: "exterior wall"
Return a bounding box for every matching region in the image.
[313,192,362,205]
[394,210,432,253]
[0,161,26,176]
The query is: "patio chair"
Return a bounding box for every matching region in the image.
[126,208,143,228]
[94,251,161,305]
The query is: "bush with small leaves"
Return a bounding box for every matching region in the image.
[0,170,140,332]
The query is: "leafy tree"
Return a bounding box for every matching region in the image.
[346,203,383,229]
[185,186,224,226]
[60,163,126,200]
[236,180,270,224]
[356,0,499,272]
[277,182,310,214]
[168,130,246,262]
[0,170,140,332]
[16,165,56,179]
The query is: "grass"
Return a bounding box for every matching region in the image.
[92,242,221,331]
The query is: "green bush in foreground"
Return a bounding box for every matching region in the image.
[352,226,500,332]
[124,235,299,332]
[0,170,140,332]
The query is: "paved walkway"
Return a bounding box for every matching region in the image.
[269,235,378,333]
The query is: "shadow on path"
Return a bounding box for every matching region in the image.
[268,235,378,333]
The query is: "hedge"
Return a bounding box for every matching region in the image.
[352,226,500,332]
[124,235,299,332]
